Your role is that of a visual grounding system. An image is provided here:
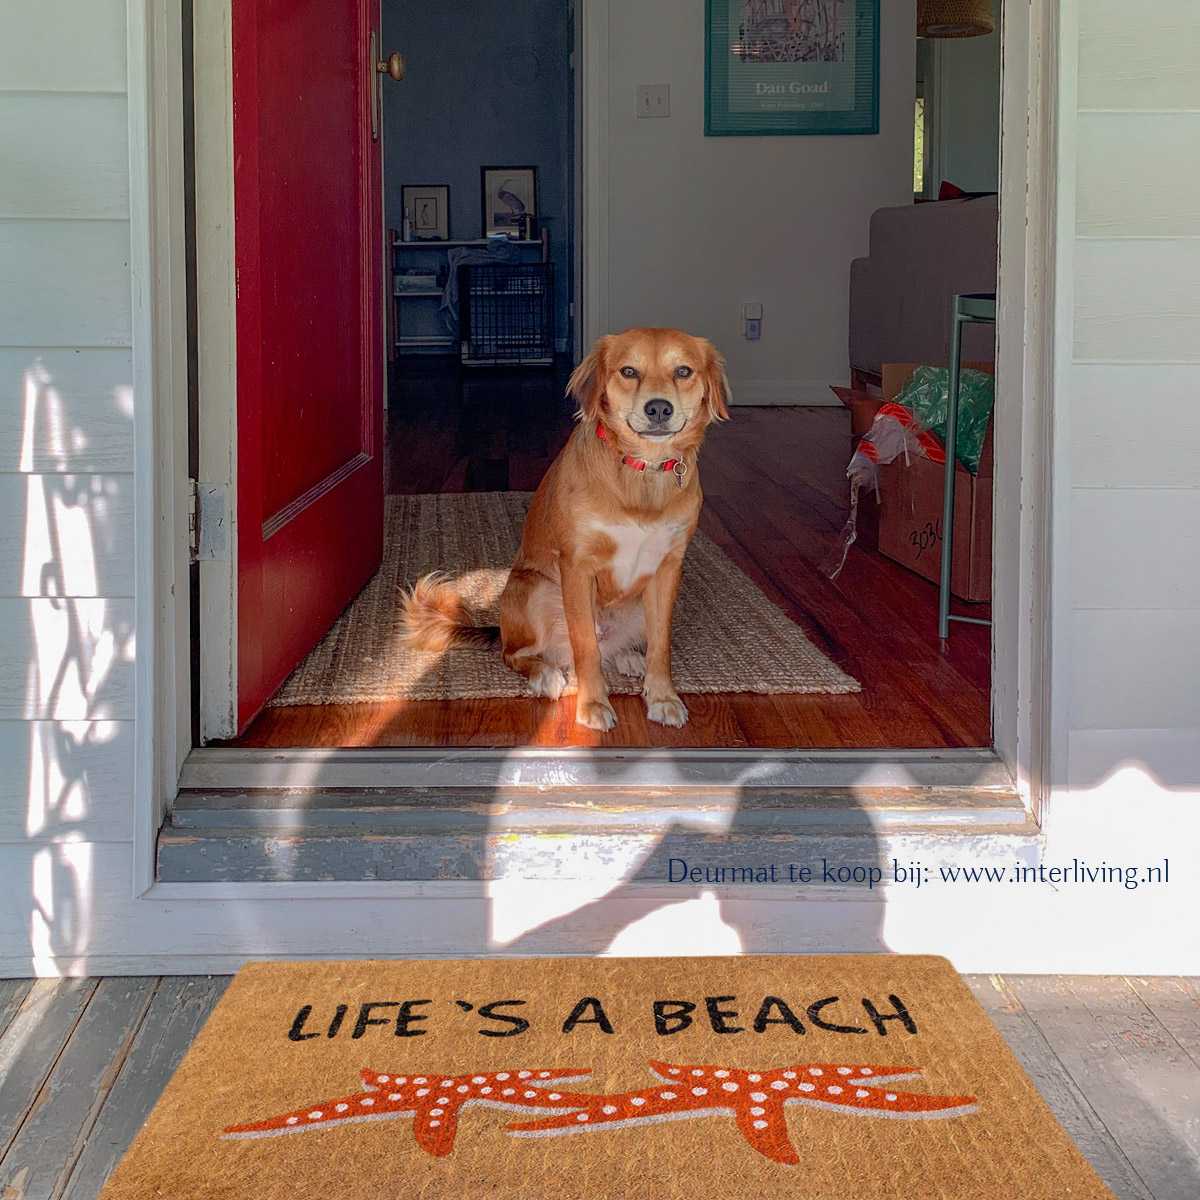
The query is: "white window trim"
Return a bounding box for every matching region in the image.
[130,0,1060,899]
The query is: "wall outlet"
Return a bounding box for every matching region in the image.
[743,301,763,340]
[636,84,671,118]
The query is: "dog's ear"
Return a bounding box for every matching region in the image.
[700,341,731,422]
[567,336,611,422]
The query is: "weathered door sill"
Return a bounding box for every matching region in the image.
[161,750,1034,884]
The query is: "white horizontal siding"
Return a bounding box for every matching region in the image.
[1074,239,1200,362]
[1077,113,1200,237]
[0,0,136,969]
[0,348,134,473]
[0,598,134,721]
[0,0,128,94]
[1069,610,1200,732]
[1069,728,1200,793]
[0,721,133,843]
[0,473,134,597]
[1063,6,1200,804]
[1079,0,1200,112]
[1070,365,1200,488]
[0,93,129,219]
[1070,489,1200,610]
[0,221,131,348]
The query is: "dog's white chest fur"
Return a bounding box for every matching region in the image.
[592,518,686,593]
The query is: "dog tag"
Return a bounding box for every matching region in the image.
[672,461,688,489]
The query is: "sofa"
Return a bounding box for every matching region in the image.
[848,195,999,384]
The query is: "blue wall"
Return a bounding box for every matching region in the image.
[382,0,573,351]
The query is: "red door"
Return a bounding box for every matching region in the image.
[232,0,384,730]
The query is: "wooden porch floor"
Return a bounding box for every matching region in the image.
[2,974,1196,1199]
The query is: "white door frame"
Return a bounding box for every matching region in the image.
[139,0,1058,894]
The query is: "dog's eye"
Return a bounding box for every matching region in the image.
[619,366,639,380]
[675,366,694,379]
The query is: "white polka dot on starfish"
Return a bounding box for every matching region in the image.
[753,1119,768,1129]
[603,1105,617,1114]
[827,1086,843,1096]
[576,1113,589,1122]
[692,1087,707,1096]
[885,1093,897,1102]
[837,1067,852,1075]
[856,1089,870,1098]
[660,1092,677,1100]
[808,1068,823,1076]
[770,1081,787,1091]
[721,1082,739,1092]
[751,1092,767,1102]
[798,1082,815,1092]
[631,1097,646,1107]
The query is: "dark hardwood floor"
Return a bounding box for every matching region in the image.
[234,357,990,749]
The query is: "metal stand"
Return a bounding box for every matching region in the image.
[938,292,996,640]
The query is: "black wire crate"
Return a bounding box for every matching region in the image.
[458,262,554,366]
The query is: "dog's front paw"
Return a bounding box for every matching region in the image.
[528,664,567,700]
[645,691,689,727]
[576,697,618,732]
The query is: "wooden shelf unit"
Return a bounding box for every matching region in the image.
[388,230,550,356]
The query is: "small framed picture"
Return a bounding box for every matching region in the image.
[402,184,450,240]
[481,166,537,238]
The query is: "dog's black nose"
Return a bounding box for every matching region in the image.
[644,398,674,423]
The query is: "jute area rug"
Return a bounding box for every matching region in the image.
[101,956,1113,1200]
[269,492,859,707]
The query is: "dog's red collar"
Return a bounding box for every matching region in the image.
[596,421,687,483]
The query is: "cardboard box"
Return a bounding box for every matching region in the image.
[876,362,994,603]
[830,385,885,438]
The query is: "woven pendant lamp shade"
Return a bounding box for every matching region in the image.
[918,0,994,37]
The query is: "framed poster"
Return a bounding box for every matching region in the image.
[481,166,537,238]
[402,184,450,240]
[706,0,879,136]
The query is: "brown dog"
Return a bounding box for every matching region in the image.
[402,328,730,730]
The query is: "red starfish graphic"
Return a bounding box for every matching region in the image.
[222,1061,977,1164]
[223,1067,592,1157]
[506,1060,978,1165]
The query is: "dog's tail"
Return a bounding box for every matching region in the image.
[400,573,501,652]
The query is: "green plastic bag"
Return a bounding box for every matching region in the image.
[894,365,994,475]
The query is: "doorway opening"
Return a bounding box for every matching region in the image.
[199,1,1006,758]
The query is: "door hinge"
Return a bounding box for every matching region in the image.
[188,480,230,563]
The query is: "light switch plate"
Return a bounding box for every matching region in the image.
[637,84,671,118]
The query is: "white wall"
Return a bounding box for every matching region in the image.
[932,30,1001,193]
[0,0,138,972]
[0,0,1196,977]
[1033,0,1200,970]
[601,0,917,405]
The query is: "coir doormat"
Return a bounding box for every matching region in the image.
[101,956,1113,1199]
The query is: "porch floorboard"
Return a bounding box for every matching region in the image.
[0,974,1194,1199]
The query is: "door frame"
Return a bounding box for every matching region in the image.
[141,0,1058,893]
